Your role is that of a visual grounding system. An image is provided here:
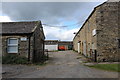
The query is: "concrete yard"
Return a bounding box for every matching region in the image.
[2,51,119,78]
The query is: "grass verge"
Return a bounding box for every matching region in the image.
[87,64,120,72]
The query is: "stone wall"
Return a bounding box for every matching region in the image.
[2,35,29,58]
[73,7,97,57]
[31,22,45,62]
[85,10,97,58]
[2,22,45,63]
[73,1,119,62]
[73,36,79,51]
[118,1,120,61]
[96,2,119,62]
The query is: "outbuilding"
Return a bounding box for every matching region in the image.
[45,40,58,51]
[73,1,120,62]
[1,21,45,62]
[45,40,73,51]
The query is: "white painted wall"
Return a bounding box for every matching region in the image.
[45,45,58,51]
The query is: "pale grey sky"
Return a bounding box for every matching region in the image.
[1,1,106,41]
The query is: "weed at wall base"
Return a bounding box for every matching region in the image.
[2,55,28,64]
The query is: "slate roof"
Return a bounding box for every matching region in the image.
[1,21,40,34]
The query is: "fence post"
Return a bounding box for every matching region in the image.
[94,50,97,62]
[46,50,49,60]
[45,49,49,60]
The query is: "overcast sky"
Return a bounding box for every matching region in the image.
[0,1,106,41]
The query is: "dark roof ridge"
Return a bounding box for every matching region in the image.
[73,1,107,40]
[0,20,41,24]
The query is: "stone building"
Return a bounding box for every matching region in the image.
[45,40,73,51]
[1,21,45,62]
[45,40,59,51]
[73,1,120,62]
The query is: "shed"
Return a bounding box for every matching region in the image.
[1,21,45,62]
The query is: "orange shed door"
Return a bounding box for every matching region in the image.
[58,46,65,50]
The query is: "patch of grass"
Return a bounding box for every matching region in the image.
[88,64,120,72]
[82,61,89,63]
[52,50,59,52]
[48,50,58,52]
[73,50,78,53]
[2,55,28,64]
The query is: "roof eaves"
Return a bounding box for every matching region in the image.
[31,21,41,32]
[1,32,33,35]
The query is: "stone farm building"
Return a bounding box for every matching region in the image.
[1,21,45,62]
[73,1,120,62]
[45,40,73,51]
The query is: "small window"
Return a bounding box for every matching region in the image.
[92,29,97,36]
[7,38,18,53]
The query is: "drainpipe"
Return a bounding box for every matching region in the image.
[28,33,32,62]
[28,36,31,61]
